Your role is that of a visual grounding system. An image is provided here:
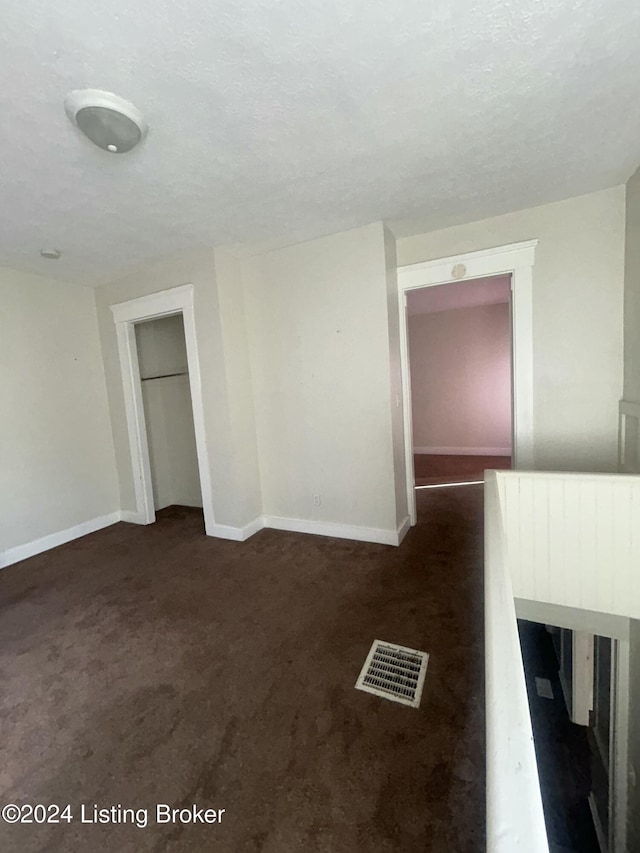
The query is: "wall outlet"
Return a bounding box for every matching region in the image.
[312,494,321,506]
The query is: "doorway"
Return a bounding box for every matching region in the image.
[110,284,216,534]
[135,314,203,524]
[406,274,513,490]
[397,240,536,525]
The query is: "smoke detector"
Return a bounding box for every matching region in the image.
[64,89,147,154]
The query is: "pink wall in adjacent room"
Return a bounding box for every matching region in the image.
[408,301,512,453]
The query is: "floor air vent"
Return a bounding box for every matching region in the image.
[355,639,429,708]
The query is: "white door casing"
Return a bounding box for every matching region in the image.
[398,240,536,524]
[110,284,216,535]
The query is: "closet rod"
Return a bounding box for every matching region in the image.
[141,371,188,382]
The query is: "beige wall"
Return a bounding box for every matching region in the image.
[213,249,263,525]
[136,316,202,510]
[136,313,188,378]
[83,185,625,541]
[242,222,406,535]
[384,226,408,528]
[94,247,262,529]
[622,167,640,473]
[398,186,626,472]
[409,302,512,453]
[94,227,406,539]
[624,167,640,851]
[624,167,640,405]
[0,268,118,552]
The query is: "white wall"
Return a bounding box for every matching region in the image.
[93,230,407,542]
[213,249,263,525]
[0,268,118,554]
[242,222,407,537]
[397,186,626,472]
[136,313,188,378]
[624,165,640,852]
[409,302,512,453]
[94,247,262,531]
[496,470,640,617]
[622,168,640,474]
[384,226,409,529]
[136,316,202,510]
[624,167,640,406]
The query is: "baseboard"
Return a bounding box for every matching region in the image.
[413,446,511,456]
[210,517,265,542]
[262,515,400,546]
[121,510,399,547]
[0,512,121,570]
[0,508,410,565]
[210,514,401,546]
[119,509,149,525]
[242,517,266,539]
[396,515,411,545]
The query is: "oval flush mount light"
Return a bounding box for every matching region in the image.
[40,248,61,260]
[64,89,147,154]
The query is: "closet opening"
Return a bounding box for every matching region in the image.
[111,284,216,535]
[135,313,204,531]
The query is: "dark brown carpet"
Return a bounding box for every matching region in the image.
[0,489,485,853]
[414,454,511,486]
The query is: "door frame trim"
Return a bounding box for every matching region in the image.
[110,284,216,534]
[398,239,536,524]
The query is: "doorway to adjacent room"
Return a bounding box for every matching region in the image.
[397,240,536,525]
[406,274,513,489]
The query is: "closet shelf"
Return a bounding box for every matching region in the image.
[141,371,188,382]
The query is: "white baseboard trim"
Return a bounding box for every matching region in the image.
[119,509,149,525]
[241,517,266,539]
[262,515,400,546]
[0,507,411,565]
[413,446,511,456]
[0,512,121,570]
[211,517,265,542]
[210,514,403,546]
[397,515,411,545]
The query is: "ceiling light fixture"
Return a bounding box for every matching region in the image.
[40,248,62,260]
[64,89,147,154]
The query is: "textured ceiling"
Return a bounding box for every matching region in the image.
[407,275,511,315]
[2,0,640,286]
